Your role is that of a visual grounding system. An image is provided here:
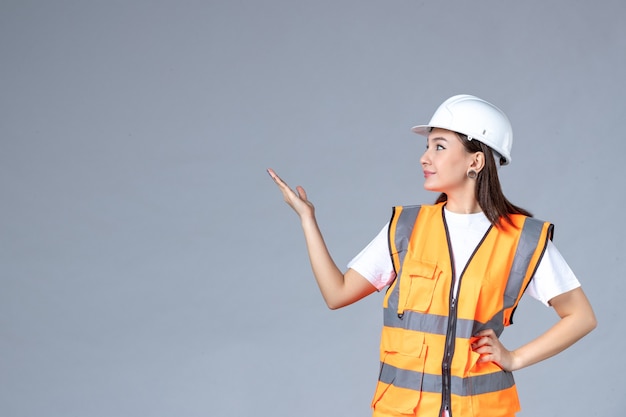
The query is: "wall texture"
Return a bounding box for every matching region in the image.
[1,1,624,416]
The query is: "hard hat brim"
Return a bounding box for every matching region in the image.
[411,125,431,136]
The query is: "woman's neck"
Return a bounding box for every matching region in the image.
[444,193,482,214]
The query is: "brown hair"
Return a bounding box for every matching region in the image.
[435,132,532,227]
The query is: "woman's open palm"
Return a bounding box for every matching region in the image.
[267,168,315,219]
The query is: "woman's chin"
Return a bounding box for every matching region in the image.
[423,184,440,192]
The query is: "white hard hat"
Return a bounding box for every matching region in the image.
[412,94,513,165]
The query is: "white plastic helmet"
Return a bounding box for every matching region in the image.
[412,94,513,165]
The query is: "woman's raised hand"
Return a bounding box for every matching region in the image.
[267,168,315,219]
[267,168,376,309]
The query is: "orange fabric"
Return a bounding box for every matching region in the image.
[373,204,552,417]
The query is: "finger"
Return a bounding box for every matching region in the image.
[267,168,286,185]
[267,169,298,198]
[476,354,495,364]
[474,329,496,338]
[471,336,492,349]
[472,344,493,355]
[296,185,308,201]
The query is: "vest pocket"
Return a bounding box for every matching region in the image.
[372,335,427,415]
[465,345,482,376]
[398,261,441,314]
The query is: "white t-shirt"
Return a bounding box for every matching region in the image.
[347,208,580,306]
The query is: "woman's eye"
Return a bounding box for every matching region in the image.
[436,144,445,150]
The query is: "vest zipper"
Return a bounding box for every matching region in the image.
[440,280,458,417]
[439,208,493,417]
[440,212,458,417]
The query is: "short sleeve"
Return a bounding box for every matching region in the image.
[526,240,582,307]
[347,223,396,291]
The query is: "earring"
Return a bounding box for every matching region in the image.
[467,169,478,179]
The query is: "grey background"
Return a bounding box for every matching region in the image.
[1,1,624,416]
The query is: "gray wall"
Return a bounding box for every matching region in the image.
[1,1,624,416]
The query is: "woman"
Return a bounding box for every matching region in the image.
[267,94,596,417]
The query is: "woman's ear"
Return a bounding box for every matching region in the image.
[471,152,486,173]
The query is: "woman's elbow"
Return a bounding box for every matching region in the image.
[325,298,348,310]
[324,293,358,310]
[582,296,598,334]
[585,310,598,333]
[575,306,598,337]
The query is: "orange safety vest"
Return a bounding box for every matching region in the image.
[371,203,553,417]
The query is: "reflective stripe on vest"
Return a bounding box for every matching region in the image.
[372,203,553,417]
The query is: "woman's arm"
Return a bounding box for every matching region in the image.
[473,287,597,371]
[268,168,377,309]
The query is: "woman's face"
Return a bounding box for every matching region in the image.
[420,128,476,194]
